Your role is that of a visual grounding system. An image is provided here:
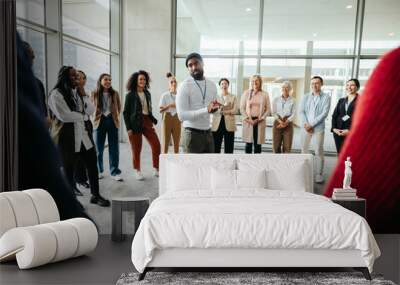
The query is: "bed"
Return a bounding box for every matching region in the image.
[131,154,380,280]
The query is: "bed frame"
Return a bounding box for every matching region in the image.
[139,249,371,280]
[138,154,372,281]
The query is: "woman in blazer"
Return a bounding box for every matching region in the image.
[211,78,237,153]
[240,75,271,153]
[91,73,122,181]
[331,78,360,153]
[123,70,161,181]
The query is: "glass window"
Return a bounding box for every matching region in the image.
[17,27,46,88]
[16,0,45,25]
[261,0,357,55]
[358,59,379,91]
[176,0,260,55]
[62,0,110,49]
[63,41,111,92]
[361,0,400,55]
[260,59,306,102]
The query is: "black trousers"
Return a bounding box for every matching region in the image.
[212,116,234,153]
[74,157,88,184]
[245,120,261,153]
[63,144,99,197]
[333,134,345,153]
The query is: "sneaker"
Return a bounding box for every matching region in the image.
[134,170,145,181]
[153,169,159,177]
[98,172,104,179]
[112,175,123,181]
[315,174,325,184]
[90,195,110,207]
[74,186,83,196]
[78,181,90,189]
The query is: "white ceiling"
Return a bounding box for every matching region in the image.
[178,0,400,41]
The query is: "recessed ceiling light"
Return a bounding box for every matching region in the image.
[388,32,395,37]
[346,5,353,9]
[246,8,252,12]
[313,33,318,37]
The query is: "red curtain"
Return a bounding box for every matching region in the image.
[324,48,400,233]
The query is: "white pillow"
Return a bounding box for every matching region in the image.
[266,161,307,191]
[168,160,236,192]
[237,159,308,192]
[211,168,236,191]
[236,169,266,189]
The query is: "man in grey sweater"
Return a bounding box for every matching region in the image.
[176,53,221,153]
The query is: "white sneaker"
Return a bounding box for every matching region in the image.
[112,175,123,181]
[98,172,104,179]
[134,170,145,181]
[153,169,159,177]
[315,174,324,184]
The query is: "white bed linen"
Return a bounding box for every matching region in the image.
[131,190,380,273]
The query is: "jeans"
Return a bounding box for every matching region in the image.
[94,115,121,176]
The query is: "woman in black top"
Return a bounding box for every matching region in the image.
[123,70,161,180]
[331,78,360,153]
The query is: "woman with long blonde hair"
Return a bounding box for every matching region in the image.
[240,75,271,153]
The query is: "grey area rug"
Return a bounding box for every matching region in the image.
[116,272,396,285]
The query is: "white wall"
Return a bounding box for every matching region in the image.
[122,0,172,138]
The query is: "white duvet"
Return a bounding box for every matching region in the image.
[131,190,380,273]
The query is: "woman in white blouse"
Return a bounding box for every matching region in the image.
[48,66,110,207]
[159,72,181,153]
[271,81,296,153]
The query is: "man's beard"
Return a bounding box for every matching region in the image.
[190,70,204,80]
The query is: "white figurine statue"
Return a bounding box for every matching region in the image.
[343,157,352,189]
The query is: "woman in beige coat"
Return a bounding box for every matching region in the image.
[211,78,237,153]
[240,75,271,153]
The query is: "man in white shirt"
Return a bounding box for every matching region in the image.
[176,53,221,153]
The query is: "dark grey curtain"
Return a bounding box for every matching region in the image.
[0,0,17,192]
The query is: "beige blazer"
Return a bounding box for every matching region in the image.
[240,90,271,144]
[91,91,121,129]
[211,94,237,132]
